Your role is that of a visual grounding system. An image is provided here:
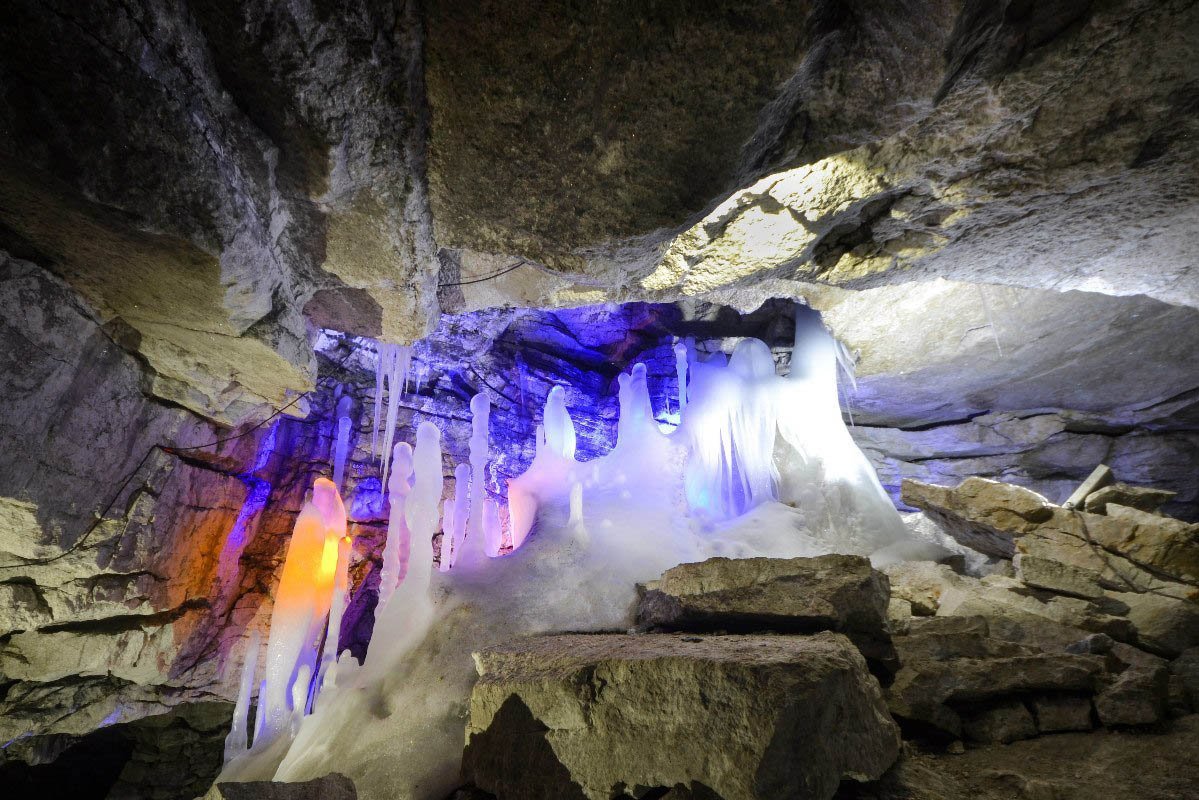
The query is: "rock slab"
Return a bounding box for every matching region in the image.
[463,632,900,800]
[636,555,894,669]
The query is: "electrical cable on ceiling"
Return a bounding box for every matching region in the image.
[437,259,527,288]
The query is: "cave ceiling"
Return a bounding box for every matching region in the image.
[0,0,1197,425]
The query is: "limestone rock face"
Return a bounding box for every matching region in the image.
[0,255,377,758]
[901,477,1054,559]
[463,632,901,800]
[636,555,893,667]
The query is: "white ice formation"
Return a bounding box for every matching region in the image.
[220,309,924,798]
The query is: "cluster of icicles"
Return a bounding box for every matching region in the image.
[223,312,907,767]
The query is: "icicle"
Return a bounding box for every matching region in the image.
[371,345,392,458]
[378,442,413,614]
[223,630,260,762]
[332,395,354,493]
[380,345,412,488]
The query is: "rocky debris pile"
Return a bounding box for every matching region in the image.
[452,534,1199,799]
[884,474,1199,744]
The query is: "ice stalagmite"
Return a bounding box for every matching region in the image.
[377,442,413,614]
[252,478,346,748]
[482,498,502,557]
[680,338,780,519]
[332,395,353,492]
[467,393,493,554]
[776,310,908,556]
[314,533,351,702]
[359,421,442,672]
[543,385,576,458]
[440,463,470,570]
[224,630,260,761]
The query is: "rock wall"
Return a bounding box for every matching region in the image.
[0,253,336,775]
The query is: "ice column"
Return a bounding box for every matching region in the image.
[377,442,413,614]
[332,395,353,492]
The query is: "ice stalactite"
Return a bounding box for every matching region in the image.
[377,442,414,614]
[224,630,260,761]
[332,395,353,493]
[379,344,413,489]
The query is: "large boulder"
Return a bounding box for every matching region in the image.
[462,632,900,800]
[635,556,893,670]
